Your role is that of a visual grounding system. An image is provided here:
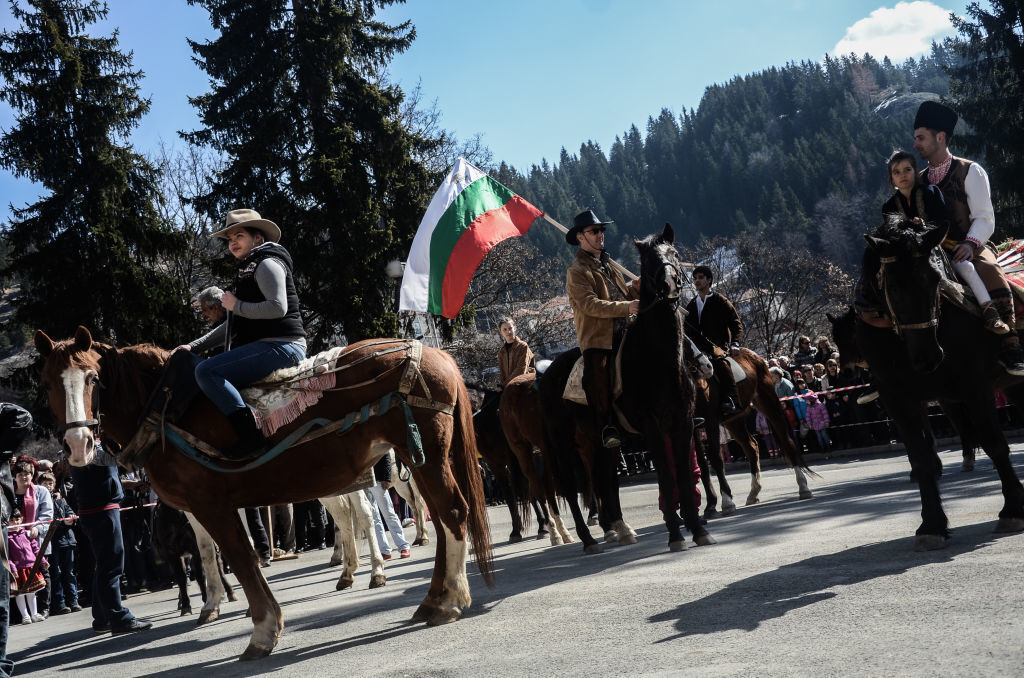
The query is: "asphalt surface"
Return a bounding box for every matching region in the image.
[8,443,1024,677]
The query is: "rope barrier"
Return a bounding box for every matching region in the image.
[17,501,158,530]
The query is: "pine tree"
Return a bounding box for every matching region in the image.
[945,0,1024,235]
[183,0,439,346]
[0,0,194,346]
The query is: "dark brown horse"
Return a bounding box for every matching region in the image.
[693,349,813,517]
[34,327,493,660]
[844,218,1024,549]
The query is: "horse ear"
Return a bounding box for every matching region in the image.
[34,330,55,357]
[73,326,93,352]
[921,224,948,251]
[633,237,641,247]
[826,312,835,323]
[662,222,675,244]
[864,234,887,251]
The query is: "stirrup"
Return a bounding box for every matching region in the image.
[982,303,1011,335]
[601,425,622,449]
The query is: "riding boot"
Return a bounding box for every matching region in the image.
[224,408,268,460]
[982,302,1011,335]
[998,336,1024,377]
[601,425,622,449]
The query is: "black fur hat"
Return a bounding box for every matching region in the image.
[914,101,957,136]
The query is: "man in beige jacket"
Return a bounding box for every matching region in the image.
[566,209,639,448]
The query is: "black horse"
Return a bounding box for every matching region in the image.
[853,216,1024,549]
[540,224,713,552]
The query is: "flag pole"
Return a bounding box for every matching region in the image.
[541,214,638,281]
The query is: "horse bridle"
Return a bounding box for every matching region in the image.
[58,375,104,435]
[878,254,941,338]
[637,260,682,314]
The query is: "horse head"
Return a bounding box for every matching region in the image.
[633,222,683,311]
[865,216,947,373]
[827,307,864,374]
[34,326,104,467]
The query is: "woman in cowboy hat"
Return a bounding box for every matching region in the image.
[176,209,307,459]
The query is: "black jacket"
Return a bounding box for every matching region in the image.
[685,292,743,353]
[0,403,33,526]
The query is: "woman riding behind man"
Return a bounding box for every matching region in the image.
[882,149,1008,334]
[177,209,307,459]
[497,318,535,387]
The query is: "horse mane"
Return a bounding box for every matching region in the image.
[94,342,170,416]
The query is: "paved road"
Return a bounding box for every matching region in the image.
[9,444,1024,677]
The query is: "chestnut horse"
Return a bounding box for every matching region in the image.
[693,349,813,517]
[34,327,493,660]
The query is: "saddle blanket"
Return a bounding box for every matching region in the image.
[243,346,346,437]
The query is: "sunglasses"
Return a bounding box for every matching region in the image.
[584,226,606,235]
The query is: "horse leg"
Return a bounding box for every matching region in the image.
[172,555,191,615]
[351,490,387,588]
[967,401,1024,533]
[193,505,281,660]
[644,430,686,551]
[530,452,551,539]
[320,494,358,590]
[393,473,431,546]
[887,401,949,550]
[405,451,473,626]
[533,499,550,539]
[694,430,720,517]
[673,430,714,546]
[185,511,227,625]
[703,419,735,515]
[542,465,573,544]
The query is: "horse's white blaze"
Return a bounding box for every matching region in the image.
[185,512,225,614]
[439,522,471,610]
[61,367,95,466]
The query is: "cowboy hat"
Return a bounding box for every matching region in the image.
[210,208,281,243]
[566,209,613,246]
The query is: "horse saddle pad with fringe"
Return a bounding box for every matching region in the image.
[242,347,346,437]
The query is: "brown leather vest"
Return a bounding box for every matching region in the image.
[920,156,973,242]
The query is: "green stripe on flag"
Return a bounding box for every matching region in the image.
[427,176,517,314]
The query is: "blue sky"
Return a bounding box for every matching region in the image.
[0,0,971,222]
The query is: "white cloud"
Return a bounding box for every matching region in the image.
[832,1,957,61]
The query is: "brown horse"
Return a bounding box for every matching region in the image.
[693,349,813,516]
[498,372,575,546]
[34,327,493,660]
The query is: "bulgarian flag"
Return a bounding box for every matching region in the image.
[399,158,544,318]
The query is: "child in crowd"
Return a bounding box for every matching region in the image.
[804,391,832,455]
[755,411,778,457]
[37,471,80,614]
[8,508,46,624]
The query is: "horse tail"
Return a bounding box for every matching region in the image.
[752,358,812,473]
[450,377,495,587]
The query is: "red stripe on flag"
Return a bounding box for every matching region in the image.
[439,196,543,318]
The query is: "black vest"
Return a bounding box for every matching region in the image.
[232,243,306,346]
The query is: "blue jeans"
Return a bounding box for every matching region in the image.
[195,340,305,414]
[49,546,79,610]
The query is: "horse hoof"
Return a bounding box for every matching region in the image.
[799,490,814,500]
[427,607,462,626]
[913,534,948,552]
[180,609,192,617]
[583,543,604,555]
[508,532,523,544]
[694,534,717,546]
[618,533,638,546]
[668,540,688,552]
[722,505,736,516]
[550,534,564,546]
[328,556,343,568]
[197,609,219,625]
[239,643,273,661]
[994,517,1024,533]
[745,497,760,506]
[419,537,430,546]
[536,530,549,539]
[226,590,239,603]
[369,574,387,588]
[961,462,975,472]
[587,516,599,526]
[603,530,618,543]
[412,603,438,622]
[703,508,719,520]
[413,537,428,546]
[336,577,354,591]
[561,533,576,544]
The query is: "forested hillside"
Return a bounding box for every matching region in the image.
[494,50,955,271]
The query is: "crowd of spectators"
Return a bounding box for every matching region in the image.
[5,454,417,626]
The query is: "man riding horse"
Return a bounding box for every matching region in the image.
[565,209,640,448]
[684,265,742,420]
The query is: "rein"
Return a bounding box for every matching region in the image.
[878,254,941,338]
[637,260,682,315]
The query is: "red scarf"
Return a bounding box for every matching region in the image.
[20,482,37,524]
